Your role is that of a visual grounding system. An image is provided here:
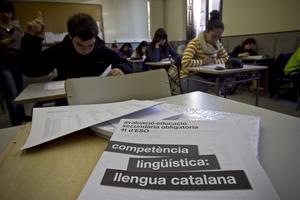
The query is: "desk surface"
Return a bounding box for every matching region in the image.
[0,125,24,153]
[1,91,299,199]
[145,60,172,66]
[0,124,108,200]
[127,58,145,63]
[187,64,268,75]
[15,81,66,105]
[242,55,273,61]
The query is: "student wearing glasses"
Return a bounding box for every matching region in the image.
[21,13,133,80]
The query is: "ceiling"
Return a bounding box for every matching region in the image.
[13,0,102,4]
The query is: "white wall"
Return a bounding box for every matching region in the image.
[223,0,300,36]
[100,0,148,43]
[163,0,186,41]
[149,0,164,38]
[13,0,149,43]
[152,0,300,39]
[16,0,300,41]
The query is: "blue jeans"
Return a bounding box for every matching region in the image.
[0,63,25,125]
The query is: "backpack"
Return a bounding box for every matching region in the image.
[225,58,244,69]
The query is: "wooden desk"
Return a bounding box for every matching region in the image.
[0,125,24,153]
[0,124,108,200]
[242,55,274,65]
[1,92,299,199]
[242,57,274,92]
[186,65,268,105]
[145,60,172,66]
[15,81,66,105]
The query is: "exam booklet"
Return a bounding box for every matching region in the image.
[93,104,260,157]
[91,104,182,139]
[78,119,279,200]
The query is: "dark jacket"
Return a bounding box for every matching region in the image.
[147,43,179,62]
[230,45,257,58]
[21,34,133,80]
[146,43,181,69]
[0,25,23,66]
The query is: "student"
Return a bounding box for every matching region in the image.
[230,38,257,58]
[130,40,148,60]
[147,28,181,95]
[21,13,133,80]
[111,43,118,52]
[117,42,133,59]
[0,0,26,125]
[180,10,229,92]
[147,28,181,67]
[284,46,300,75]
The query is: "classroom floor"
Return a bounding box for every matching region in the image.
[226,89,300,118]
[0,89,299,129]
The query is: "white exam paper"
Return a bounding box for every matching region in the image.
[44,80,65,90]
[162,104,260,157]
[78,119,279,200]
[202,64,225,69]
[21,100,161,150]
[100,64,112,77]
[91,104,182,138]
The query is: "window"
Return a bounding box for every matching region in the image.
[186,0,222,40]
[102,0,149,43]
[147,0,151,41]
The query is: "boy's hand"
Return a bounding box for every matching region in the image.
[238,52,250,58]
[26,11,45,39]
[109,68,124,76]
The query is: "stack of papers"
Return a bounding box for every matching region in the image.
[78,119,279,200]
[20,99,272,199]
[21,100,162,150]
[22,100,260,158]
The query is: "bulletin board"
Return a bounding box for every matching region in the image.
[12,1,103,35]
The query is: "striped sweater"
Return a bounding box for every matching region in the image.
[181,37,229,76]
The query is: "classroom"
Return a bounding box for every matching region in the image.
[0,0,300,199]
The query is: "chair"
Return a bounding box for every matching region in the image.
[274,72,300,110]
[270,53,300,110]
[176,44,186,55]
[269,53,293,98]
[65,69,171,105]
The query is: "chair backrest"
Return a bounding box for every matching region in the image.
[65,69,171,105]
[272,53,293,75]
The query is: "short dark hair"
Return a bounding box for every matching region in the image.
[0,1,15,19]
[112,43,118,48]
[120,43,132,52]
[67,13,99,41]
[242,38,256,48]
[206,10,224,32]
